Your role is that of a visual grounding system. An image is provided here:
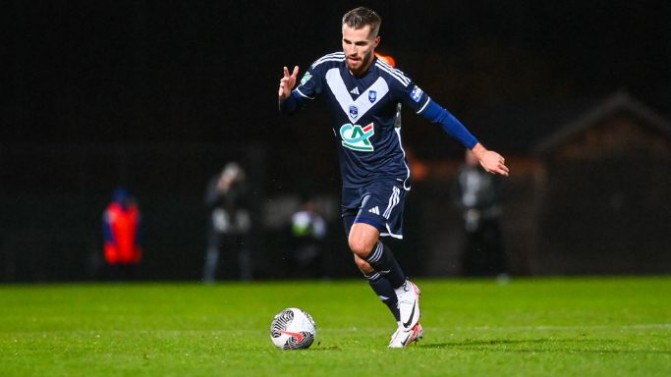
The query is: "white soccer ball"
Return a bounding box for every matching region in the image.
[269,307,317,350]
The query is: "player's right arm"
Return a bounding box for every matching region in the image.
[278,56,326,114]
[278,65,302,114]
[278,66,299,102]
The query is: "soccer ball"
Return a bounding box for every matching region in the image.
[269,307,317,350]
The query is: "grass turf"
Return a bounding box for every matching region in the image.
[0,277,669,376]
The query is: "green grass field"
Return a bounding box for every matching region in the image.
[1,277,669,376]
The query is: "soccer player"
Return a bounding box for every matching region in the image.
[278,6,509,348]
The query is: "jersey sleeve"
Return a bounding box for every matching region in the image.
[390,71,431,114]
[392,73,478,149]
[279,60,324,114]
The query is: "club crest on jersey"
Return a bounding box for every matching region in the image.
[368,90,377,103]
[410,86,424,102]
[340,123,375,152]
[349,105,359,119]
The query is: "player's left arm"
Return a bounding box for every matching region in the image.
[470,142,509,176]
[419,99,509,176]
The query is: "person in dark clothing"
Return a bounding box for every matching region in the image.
[454,150,507,277]
[202,163,252,282]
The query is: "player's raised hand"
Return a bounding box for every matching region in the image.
[472,144,509,176]
[278,66,299,101]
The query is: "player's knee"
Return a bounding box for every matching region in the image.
[348,225,379,256]
[348,237,373,258]
[353,255,374,274]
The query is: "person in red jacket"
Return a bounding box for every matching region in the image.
[102,187,143,280]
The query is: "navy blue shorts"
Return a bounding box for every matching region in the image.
[341,178,407,239]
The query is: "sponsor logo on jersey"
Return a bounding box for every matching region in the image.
[300,72,312,86]
[368,90,377,103]
[350,87,360,95]
[349,105,359,119]
[410,86,424,102]
[340,122,375,152]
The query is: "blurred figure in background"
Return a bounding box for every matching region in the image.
[102,187,143,280]
[290,197,327,279]
[454,150,507,277]
[203,162,252,283]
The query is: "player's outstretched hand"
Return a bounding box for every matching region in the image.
[278,66,299,101]
[472,144,509,176]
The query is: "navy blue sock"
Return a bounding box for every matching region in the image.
[365,241,406,289]
[365,271,400,322]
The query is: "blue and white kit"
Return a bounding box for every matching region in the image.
[280,52,479,237]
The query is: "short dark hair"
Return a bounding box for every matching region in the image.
[342,7,381,37]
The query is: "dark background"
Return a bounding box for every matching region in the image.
[3,0,670,281]
[5,0,670,146]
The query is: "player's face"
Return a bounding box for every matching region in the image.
[342,24,379,76]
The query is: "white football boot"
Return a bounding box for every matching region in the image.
[388,322,424,348]
[395,280,421,330]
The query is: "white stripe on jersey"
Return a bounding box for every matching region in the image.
[374,58,428,112]
[312,52,345,68]
[294,87,315,100]
[375,60,411,87]
[325,68,390,124]
[376,58,394,70]
[312,52,410,87]
[416,97,431,114]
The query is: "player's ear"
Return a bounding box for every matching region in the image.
[373,35,381,48]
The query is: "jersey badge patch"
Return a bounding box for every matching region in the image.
[410,86,424,102]
[368,90,377,103]
[300,72,312,86]
[340,123,375,152]
[349,105,359,119]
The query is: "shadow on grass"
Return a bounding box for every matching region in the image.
[419,338,671,355]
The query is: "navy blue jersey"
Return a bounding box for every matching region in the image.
[280,51,477,189]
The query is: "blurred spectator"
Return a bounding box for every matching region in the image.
[290,197,327,279]
[454,150,507,277]
[203,162,252,282]
[102,187,143,280]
